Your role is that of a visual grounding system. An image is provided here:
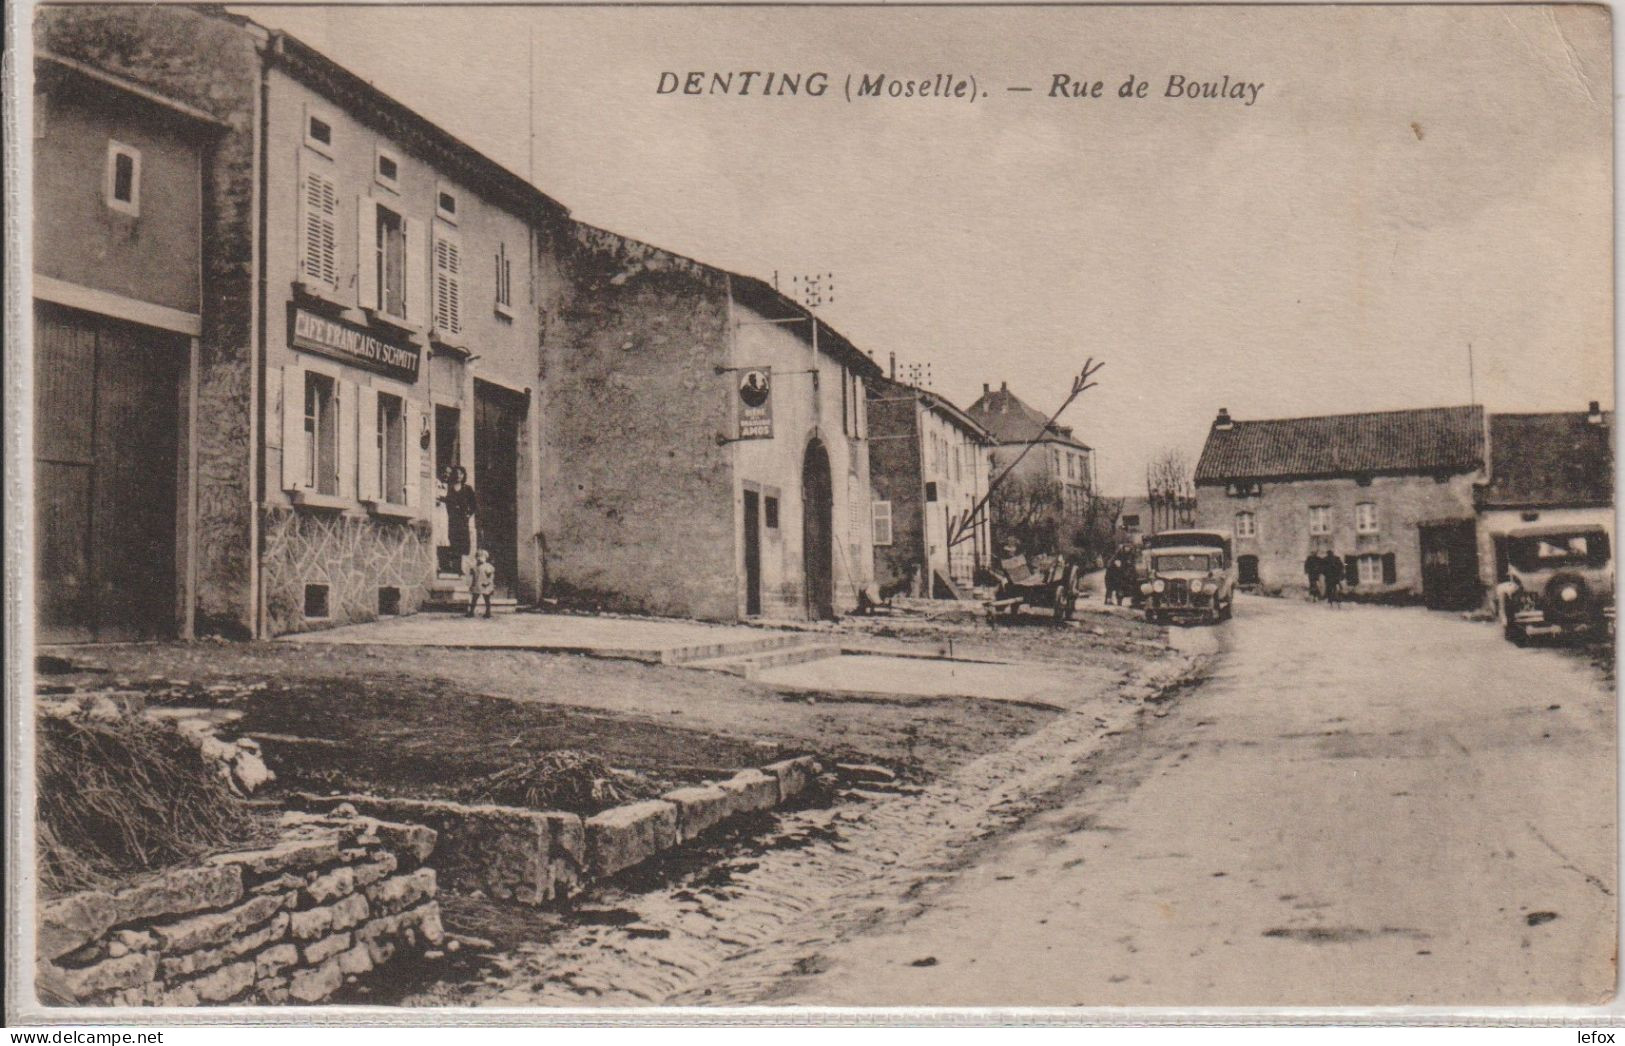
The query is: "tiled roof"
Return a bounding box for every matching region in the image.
[1480,411,1613,508]
[1194,405,1485,482]
[966,385,1090,450]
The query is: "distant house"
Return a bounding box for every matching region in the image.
[1476,404,1613,586]
[1194,406,1488,607]
[867,375,994,597]
[966,381,1095,553]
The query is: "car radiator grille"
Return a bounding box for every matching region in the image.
[1165,579,1189,606]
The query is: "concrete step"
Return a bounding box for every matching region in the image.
[422,594,521,612]
[660,631,813,666]
[682,642,844,679]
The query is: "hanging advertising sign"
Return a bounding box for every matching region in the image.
[737,367,773,439]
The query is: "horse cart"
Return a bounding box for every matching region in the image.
[987,552,1084,623]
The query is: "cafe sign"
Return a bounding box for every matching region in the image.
[737,367,773,439]
[289,306,421,382]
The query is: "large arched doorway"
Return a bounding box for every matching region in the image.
[802,437,835,620]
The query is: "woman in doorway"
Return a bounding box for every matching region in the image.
[444,466,477,577]
[433,466,452,575]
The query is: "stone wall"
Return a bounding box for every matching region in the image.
[260,506,436,636]
[536,224,738,621]
[35,6,263,637]
[294,755,820,905]
[36,812,443,1007]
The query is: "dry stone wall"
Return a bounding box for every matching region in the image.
[37,812,443,1007]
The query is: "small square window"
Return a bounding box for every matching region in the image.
[378,586,402,616]
[304,106,335,157]
[375,146,401,192]
[925,481,939,503]
[436,185,459,223]
[104,141,140,216]
[764,495,780,529]
[303,583,330,619]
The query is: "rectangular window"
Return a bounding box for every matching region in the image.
[1122,514,1140,530]
[1355,501,1379,534]
[300,169,339,289]
[376,205,407,320]
[303,373,339,496]
[304,105,335,157]
[375,146,401,192]
[105,141,140,216]
[303,583,330,619]
[495,241,513,314]
[377,392,406,505]
[764,495,780,529]
[1308,505,1331,536]
[1234,511,1256,538]
[925,481,939,503]
[872,500,894,546]
[436,184,459,223]
[1358,554,1384,585]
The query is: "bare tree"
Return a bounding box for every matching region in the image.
[1145,447,1198,533]
[990,471,1065,557]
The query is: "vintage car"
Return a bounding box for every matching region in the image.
[1140,529,1237,624]
[1495,524,1614,645]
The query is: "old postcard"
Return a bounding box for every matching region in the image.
[6,0,1618,1023]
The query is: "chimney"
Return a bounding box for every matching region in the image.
[1000,381,1008,393]
[1214,408,1234,431]
[982,383,990,398]
[1588,400,1603,425]
[889,352,897,380]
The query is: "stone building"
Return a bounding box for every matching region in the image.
[36,5,559,637]
[1193,405,1488,607]
[1476,404,1614,588]
[31,35,231,642]
[35,5,883,634]
[965,381,1095,553]
[867,375,994,596]
[534,227,882,621]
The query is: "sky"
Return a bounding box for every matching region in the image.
[242,4,1613,493]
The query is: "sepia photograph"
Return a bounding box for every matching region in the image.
[5,0,1618,1023]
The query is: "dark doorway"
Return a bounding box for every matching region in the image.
[434,404,461,476]
[35,303,182,642]
[743,489,763,617]
[1238,554,1260,587]
[802,438,835,619]
[474,380,524,600]
[1419,519,1481,610]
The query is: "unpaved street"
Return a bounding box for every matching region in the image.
[781,596,1617,1007]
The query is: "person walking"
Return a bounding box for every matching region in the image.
[467,549,496,619]
[1303,550,1322,601]
[1322,549,1344,607]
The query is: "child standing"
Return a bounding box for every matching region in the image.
[467,549,496,619]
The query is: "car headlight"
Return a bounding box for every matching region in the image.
[1152,579,1166,594]
[1561,586,1579,602]
[1139,583,1152,595]
[1191,580,1207,594]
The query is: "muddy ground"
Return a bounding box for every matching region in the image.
[36,601,1164,811]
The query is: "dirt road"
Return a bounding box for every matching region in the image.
[777,596,1616,1007]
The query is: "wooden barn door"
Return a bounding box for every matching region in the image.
[35,303,181,642]
[474,380,524,600]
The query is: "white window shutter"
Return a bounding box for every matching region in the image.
[433,229,462,335]
[337,380,357,500]
[856,376,866,438]
[404,216,427,328]
[280,364,306,491]
[300,161,338,289]
[357,385,380,502]
[403,400,422,514]
[357,196,379,310]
